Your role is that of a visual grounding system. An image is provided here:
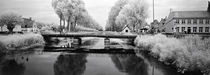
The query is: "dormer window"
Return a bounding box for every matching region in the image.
[206,19,210,24]
[199,19,203,24]
[181,19,185,24]
[193,19,197,24]
[187,19,191,24]
[175,19,179,24]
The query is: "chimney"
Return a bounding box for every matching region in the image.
[208,1,210,12]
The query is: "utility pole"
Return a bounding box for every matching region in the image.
[152,0,155,74]
[153,0,155,22]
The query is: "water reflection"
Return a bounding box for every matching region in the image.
[0,53,25,75]
[54,53,87,75]
[110,54,148,75]
[0,49,198,75]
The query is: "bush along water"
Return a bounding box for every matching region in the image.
[0,33,45,51]
[134,34,210,75]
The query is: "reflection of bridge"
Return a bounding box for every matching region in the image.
[42,32,138,46]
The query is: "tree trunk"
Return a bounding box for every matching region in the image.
[59,15,62,34]
[67,16,70,32]
[73,17,77,32]
[63,20,65,28]
[7,24,15,34]
[70,21,75,32]
[1,27,2,32]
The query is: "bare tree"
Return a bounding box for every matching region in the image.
[0,12,22,33]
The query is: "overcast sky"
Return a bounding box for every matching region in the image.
[0,0,209,29]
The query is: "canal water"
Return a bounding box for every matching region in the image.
[0,38,198,75]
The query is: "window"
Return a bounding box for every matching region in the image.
[187,19,191,24]
[182,27,185,32]
[187,27,191,33]
[176,27,179,32]
[175,19,179,24]
[199,27,203,32]
[205,27,209,32]
[199,19,203,24]
[125,30,128,32]
[193,27,197,32]
[182,19,185,24]
[206,19,210,24]
[193,19,197,24]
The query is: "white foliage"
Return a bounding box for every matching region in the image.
[135,34,210,74]
[115,0,148,31]
[0,33,45,50]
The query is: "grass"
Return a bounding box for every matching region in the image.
[134,34,210,74]
[0,33,45,51]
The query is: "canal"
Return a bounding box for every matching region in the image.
[0,38,198,75]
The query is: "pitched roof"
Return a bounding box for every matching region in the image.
[122,24,132,31]
[166,11,210,24]
[170,11,210,18]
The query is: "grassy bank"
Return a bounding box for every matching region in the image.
[0,33,45,51]
[134,34,210,74]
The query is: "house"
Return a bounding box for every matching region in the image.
[0,24,22,32]
[163,2,210,33]
[21,17,36,32]
[121,24,132,33]
[140,25,150,33]
[0,17,39,32]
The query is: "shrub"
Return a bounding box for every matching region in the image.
[135,34,210,74]
[0,33,45,50]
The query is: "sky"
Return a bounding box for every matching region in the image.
[0,0,209,29]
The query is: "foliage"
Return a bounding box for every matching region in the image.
[115,0,148,32]
[0,12,22,33]
[52,0,102,32]
[135,34,210,74]
[106,0,128,31]
[106,0,148,32]
[0,33,45,51]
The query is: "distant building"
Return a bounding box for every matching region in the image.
[21,17,37,32]
[122,24,132,33]
[163,2,210,33]
[0,25,21,32]
[140,25,150,33]
[0,17,39,32]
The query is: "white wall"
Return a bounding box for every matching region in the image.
[122,27,131,33]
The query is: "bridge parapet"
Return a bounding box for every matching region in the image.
[41,33,137,39]
[42,33,138,47]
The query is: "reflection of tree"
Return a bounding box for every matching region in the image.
[0,59,25,75]
[110,54,148,75]
[0,51,39,75]
[54,53,87,75]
